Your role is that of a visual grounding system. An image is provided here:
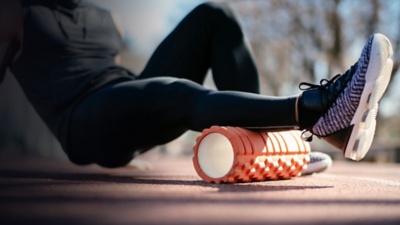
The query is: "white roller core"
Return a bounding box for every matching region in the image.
[197,133,234,178]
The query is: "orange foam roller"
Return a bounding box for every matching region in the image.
[192,126,310,183]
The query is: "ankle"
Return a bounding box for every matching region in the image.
[296,93,323,130]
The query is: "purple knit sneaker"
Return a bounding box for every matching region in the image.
[300,33,393,161]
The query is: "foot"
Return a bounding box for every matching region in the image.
[302,151,332,176]
[299,33,393,161]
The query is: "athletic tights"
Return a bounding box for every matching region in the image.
[68,2,298,167]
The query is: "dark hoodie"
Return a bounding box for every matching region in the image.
[9,0,134,151]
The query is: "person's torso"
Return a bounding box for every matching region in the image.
[10,0,124,117]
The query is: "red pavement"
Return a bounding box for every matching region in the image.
[0,154,400,225]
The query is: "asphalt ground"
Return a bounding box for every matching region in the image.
[0,153,400,225]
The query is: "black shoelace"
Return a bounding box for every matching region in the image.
[299,63,358,111]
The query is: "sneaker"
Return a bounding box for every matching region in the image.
[299,33,393,161]
[302,151,332,176]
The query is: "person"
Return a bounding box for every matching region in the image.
[0,0,393,169]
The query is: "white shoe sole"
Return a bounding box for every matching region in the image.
[345,33,393,161]
[302,152,332,176]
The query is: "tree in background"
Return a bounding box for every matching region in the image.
[230,0,399,95]
[227,0,400,152]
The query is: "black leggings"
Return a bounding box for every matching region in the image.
[68,2,298,167]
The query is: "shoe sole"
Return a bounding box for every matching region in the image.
[344,33,393,161]
[301,154,332,176]
[193,126,310,183]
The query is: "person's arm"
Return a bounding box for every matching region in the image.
[0,0,23,84]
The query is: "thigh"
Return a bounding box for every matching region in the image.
[139,2,259,94]
[138,3,215,83]
[68,77,208,167]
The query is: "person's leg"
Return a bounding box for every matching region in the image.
[66,2,275,168]
[139,2,259,93]
[68,33,392,168]
[68,77,297,168]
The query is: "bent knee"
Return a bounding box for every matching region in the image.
[193,2,239,25]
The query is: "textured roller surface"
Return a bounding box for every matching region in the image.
[193,126,310,183]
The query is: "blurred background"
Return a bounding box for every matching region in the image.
[1,0,399,163]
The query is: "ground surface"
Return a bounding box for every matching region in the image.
[0,154,400,225]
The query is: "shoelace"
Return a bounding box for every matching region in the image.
[299,63,358,110]
[299,74,341,91]
[298,63,359,142]
[301,130,314,142]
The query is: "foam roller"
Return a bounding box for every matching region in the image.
[192,126,310,183]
